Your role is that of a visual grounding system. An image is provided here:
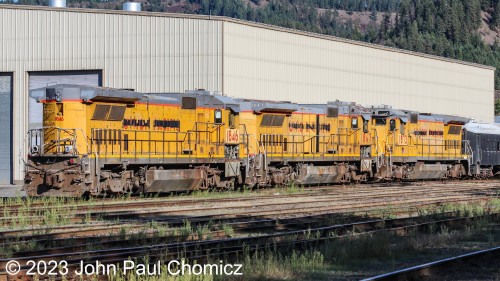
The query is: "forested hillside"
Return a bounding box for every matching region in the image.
[14,0,500,92]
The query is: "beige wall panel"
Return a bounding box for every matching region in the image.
[223,22,493,122]
[0,7,223,182]
[0,9,222,90]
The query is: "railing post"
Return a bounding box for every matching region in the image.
[119,130,122,162]
[188,132,191,158]
[96,129,100,156]
[105,129,108,157]
[176,133,178,160]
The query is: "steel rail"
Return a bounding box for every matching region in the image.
[7,209,474,258]
[362,246,500,281]
[2,183,497,227]
[2,178,497,210]
[0,195,495,242]
[0,181,475,211]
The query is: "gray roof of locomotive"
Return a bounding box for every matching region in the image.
[303,101,372,119]
[367,107,467,125]
[464,122,500,135]
[31,85,240,111]
[30,84,142,102]
[431,114,471,125]
[367,106,410,123]
[33,85,386,119]
[32,85,302,114]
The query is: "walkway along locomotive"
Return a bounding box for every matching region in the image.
[24,85,477,197]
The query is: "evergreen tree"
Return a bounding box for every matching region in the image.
[369,5,377,21]
[495,99,500,115]
[493,0,500,27]
[61,0,500,90]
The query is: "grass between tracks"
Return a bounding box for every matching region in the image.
[1,183,306,208]
[65,206,500,281]
[106,202,500,281]
[2,199,500,280]
[0,185,310,230]
[228,199,500,281]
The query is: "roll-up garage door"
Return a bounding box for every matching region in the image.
[0,74,12,184]
[29,71,102,130]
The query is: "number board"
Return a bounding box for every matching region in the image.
[397,134,408,146]
[361,133,371,145]
[225,129,240,144]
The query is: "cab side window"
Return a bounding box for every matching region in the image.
[374,118,386,126]
[214,109,223,124]
[389,119,396,131]
[351,117,358,129]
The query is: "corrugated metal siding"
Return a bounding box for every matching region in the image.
[0,8,223,182]
[0,10,223,91]
[223,21,494,123]
[0,74,12,184]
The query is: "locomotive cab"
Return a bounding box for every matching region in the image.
[25,85,141,196]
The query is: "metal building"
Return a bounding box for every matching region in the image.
[0,4,495,184]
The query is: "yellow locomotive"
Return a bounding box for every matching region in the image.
[24,85,471,197]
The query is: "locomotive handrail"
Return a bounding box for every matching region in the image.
[90,128,186,158]
[191,121,224,134]
[90,127,240,161]
[245,133,259,155]
[462,140,473,157]
[88,126,471,163]
[260,134,316,144]
[238,123,251,156]
[27,126,89,156]
[260,133,358,158]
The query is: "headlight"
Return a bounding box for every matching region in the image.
[64,145,73,154]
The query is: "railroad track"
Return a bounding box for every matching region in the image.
[363,246,500,281]
[1,182,498,228]
[0,194,496,255]
[2,209,479,258]
[0,189,497,242]
[2,179,498,213]
[1,213,498,280]
[0,183,498,244]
